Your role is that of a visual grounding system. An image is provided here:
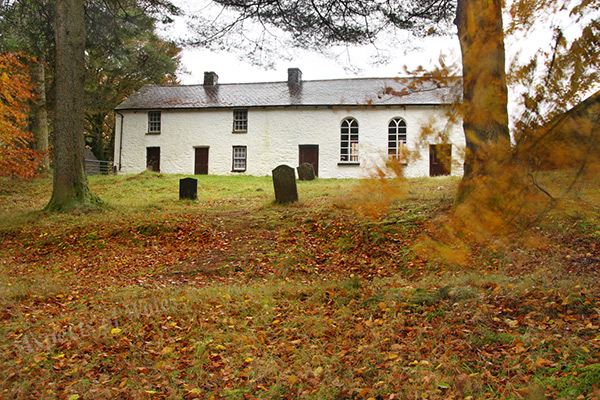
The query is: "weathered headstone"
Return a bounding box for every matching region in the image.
[179,177,198,200]
[272,165,298,204]
[297,162,315,181]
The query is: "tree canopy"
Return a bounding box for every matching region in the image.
[0,52,44,178]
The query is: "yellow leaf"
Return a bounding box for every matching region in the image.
[110,328,122,335]
[514,342,527,353]
[244,357,253,363]
[534,357,554,368]
[67,395,80,400]
[215,345,226,351]
[504,318,519,328]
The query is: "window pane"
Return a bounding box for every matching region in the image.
[350,142,358,161]
[340,118,359,162]
[232,146,247,171]
[148,111,161,133]
[233,109,248,132]
[388,118,407,160]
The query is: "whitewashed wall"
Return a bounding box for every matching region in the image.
[114,105,465,178]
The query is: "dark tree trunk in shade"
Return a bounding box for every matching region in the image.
[46,0,100,211]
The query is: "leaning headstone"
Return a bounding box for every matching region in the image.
[272,165,298,204]
[179,177,198,200]
[297,162,315,181]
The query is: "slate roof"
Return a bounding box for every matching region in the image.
[115,77,461,111]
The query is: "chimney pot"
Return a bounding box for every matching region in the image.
[203,71,219,86]
[288,68,302,85]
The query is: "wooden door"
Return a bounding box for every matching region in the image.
[299,145,319,177]
[146,147,160,172]
[194,147,209,175]
[429,144,451,177]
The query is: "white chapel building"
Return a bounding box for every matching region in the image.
[114,68,465,179]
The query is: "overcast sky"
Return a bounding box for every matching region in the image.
[160,1,462,85]
[170,35,461,84]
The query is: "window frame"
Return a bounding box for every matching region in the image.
[388,118,407,162]
[339,117,359,164]
[233,109,248,133]
[232,145,247,172]
[147,111,161,134]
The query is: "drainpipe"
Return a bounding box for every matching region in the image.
[115,111,124,172]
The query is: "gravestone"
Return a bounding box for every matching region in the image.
[272,165,298,204]
[297,162,315,181]
[179,177,198,200]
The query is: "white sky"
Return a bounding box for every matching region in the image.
[174,37,461,84]
[161,0,462,85]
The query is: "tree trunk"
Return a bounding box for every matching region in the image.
[46,0,100,211]
[31,57,49,169]
[455,0,510,201]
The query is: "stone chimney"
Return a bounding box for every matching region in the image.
[203,71,219,86]
[287,68,302,85]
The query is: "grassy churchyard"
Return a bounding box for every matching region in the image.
[1,171,599,399]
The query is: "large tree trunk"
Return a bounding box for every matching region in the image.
[455,0,510,201]
[31,57,49,169]
[46,0,100,211]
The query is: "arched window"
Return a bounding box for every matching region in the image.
[388,118,407,159]
[340,118,359,162]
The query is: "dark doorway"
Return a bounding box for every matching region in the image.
[146,147,160,172]
[194,147,209,175]
[299,145,319,177]
[429,144,452,177]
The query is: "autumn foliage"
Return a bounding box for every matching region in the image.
[1,174,599,398]
[0,52,44,178]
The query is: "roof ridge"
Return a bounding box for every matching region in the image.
[141,75,462,89]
